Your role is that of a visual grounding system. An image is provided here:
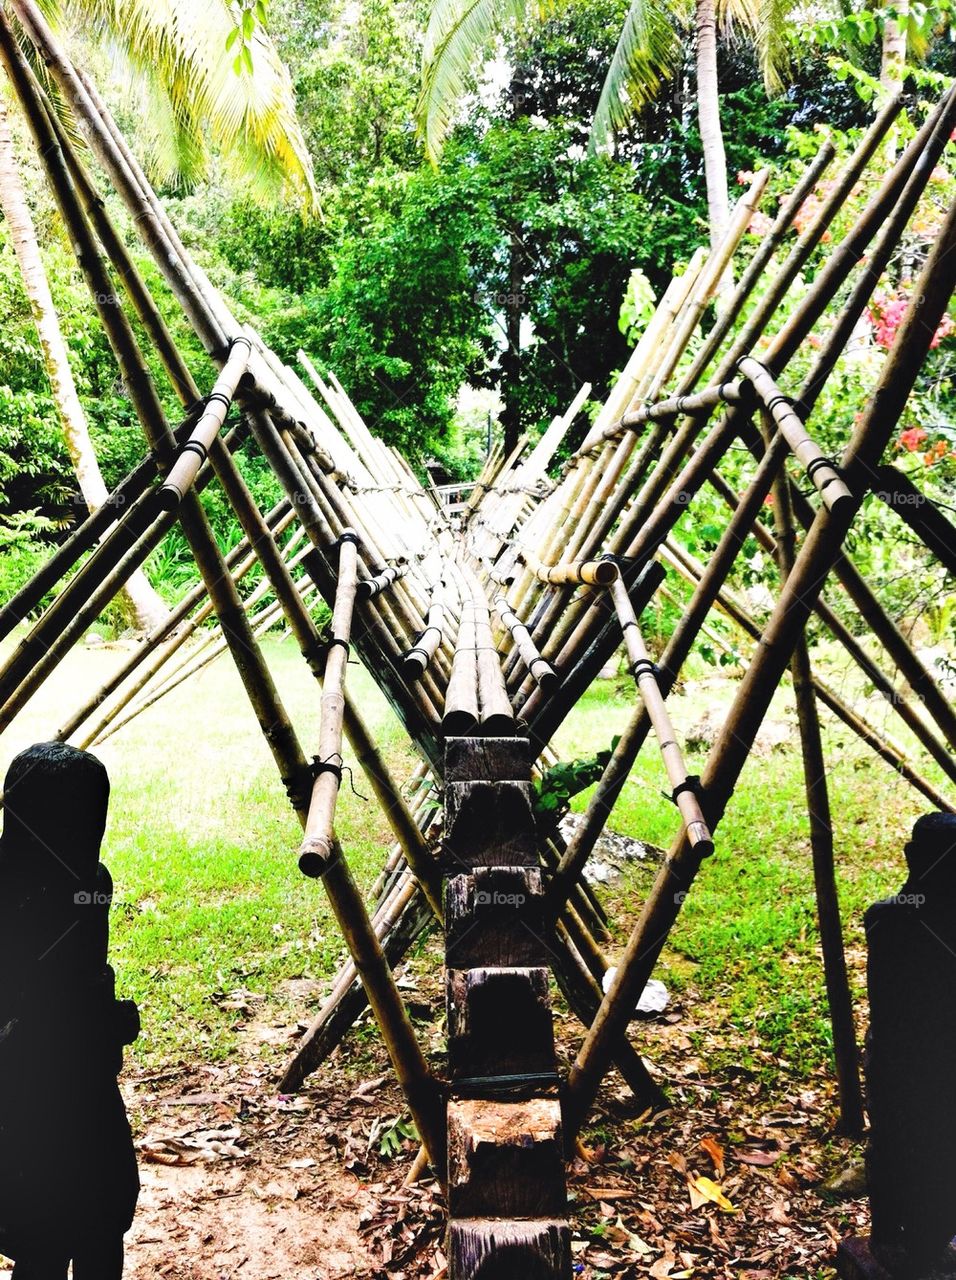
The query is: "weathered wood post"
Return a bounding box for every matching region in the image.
[444,736,571,1280]
[837,813,956,1280]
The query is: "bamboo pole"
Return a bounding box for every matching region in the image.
[299,531,361,875]
[661,537,956,809]
[870,465,956,575]
[525,556,619,588]
[444,597,479,736]
[464,567,515,735]
[159,338,252,508]
[493,593,557,690]
[739,357,853,512]
[0,406,212,641]
[702,470,956,787]
[762,410,864,1134]
[54,502,295,742]
[679,141,837,389]
[609,574,713,855]
[404,587,446,681]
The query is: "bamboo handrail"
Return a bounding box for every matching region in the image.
[524,555,619,587]
[493,594,557,690]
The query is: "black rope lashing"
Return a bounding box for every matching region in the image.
[630,657,657,680]
[807,455,843,484]
[671,775,702,804]
[281,766,315,813]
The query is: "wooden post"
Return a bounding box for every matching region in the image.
[444,737,570,1280]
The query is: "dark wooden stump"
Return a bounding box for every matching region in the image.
[840,814,956,1280]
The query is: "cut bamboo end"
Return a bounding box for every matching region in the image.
[685,821,714,857]
[530,658,559,690]
[298,837,336,878]
[357,564,403,600]
[527,555,620,587]
[443,707,480,737]
[480,710,517,736]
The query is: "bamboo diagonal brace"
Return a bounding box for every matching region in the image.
[609,575,714,855]
[158,336,253,510]
[299,530,361,876]
[738,356,853,512]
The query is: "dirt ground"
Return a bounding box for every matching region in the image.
[0,967,870,1280]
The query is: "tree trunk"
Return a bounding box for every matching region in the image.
[0,100,168,632]
[880,0,908,164]
[695,0,733,308]
[499,225,523,458]
[880,0,908,95]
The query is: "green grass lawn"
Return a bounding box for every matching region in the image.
[0,629,949,1088]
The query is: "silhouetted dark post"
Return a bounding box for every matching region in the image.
[838,813,956,1280]
[0,742,139,1280]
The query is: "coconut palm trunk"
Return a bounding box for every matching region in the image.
[880,0,908,94]
[0,98,169,631]
[695,0,732,305]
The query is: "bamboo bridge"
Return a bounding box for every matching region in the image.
[1,1,955,1270]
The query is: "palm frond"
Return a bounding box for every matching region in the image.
[418,0,538,164]
[7,1,86,155]
[64,0,318,209]
[127,62,208,190]
[590,0,687,155]
[722,0,791,94]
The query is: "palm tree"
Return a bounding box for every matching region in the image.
[0,0,316,630]
[63,0,318,205]
[419,0,790,265]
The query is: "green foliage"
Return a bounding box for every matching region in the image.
[533,736,621,831]
[0,509,58,604]
[376,1114,419,1158]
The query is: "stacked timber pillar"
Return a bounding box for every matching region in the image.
[444,737,571,1280]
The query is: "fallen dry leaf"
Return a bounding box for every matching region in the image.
[700,1135,725,1179]
[688,1174,736,1213]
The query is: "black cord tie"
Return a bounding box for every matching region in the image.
[311,758,343,786]
[671,775,701,803]
[631,657,657,680]
[765,392,794,415]
[806,455,839,481]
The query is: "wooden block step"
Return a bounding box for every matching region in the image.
[445,736,531,783]
[447,1218,572,1280]
[447,966,555,1082]
[444,780,537,868]
[447,1097,566,1217]
[445,867,548,968]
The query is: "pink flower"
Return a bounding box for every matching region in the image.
[930,313,954,349]
[899,427,928,452]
